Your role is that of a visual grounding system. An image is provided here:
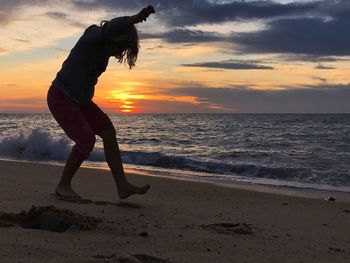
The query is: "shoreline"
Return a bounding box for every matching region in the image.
[0,159,350,262]
[2,157,350,202]
[123,166,350,203]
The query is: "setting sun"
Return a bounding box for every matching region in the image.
[107,85,147,113]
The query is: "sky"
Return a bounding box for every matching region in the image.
[0,0,349,113]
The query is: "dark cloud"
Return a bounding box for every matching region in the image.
[277,54,347,62]
[182,60,273,70]
[168,84,350,113]
[141,29,223,43]
[46,11,68,20]
[2,0,349,63]
[134,1,350,59]
[45,11,86,28]
[232,1,350,56]
[159,0,320,27]
[72,0,320,26]
[136,1,350,59]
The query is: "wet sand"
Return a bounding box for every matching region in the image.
[0,160,349,263]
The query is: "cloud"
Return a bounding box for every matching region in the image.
[136,0,350,61]
[311,77,328,83]
[0,0,53,25]
[232,1,350,56]
[314,64,335,70]
[167,84,350,113]
[71,0,320,26]
[159,0,320,27]
[2,0,346,59]
[46,11,86,28]
[0,0,100,55]
[13,38,31,43]
[46,11,68,20]
[277,54,347,62]
[182,59,274,70]
[141,29,224,43]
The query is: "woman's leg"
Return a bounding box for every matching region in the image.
[99,126,150,199]
[55,150,85,198]
[80,100,150,199]
[47,86,95,198]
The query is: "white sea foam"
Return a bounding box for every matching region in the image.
[0,128,71,160]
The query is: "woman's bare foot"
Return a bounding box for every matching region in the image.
[55,184,81,199]
[117,183,150,200]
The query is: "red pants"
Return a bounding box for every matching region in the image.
[47,85,113,159]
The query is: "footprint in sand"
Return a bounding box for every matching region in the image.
[51,194,93,204]
[51,194,141,208]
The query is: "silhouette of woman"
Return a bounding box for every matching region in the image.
[47,5,155,199]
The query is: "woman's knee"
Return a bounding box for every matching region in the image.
[74,134,96,159]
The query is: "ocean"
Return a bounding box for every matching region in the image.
[0,113,349,192]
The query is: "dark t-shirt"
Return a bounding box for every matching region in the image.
[52,16,130,105]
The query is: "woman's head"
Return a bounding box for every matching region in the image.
[101,20,139,69]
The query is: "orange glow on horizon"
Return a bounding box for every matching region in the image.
[104,83,147,113]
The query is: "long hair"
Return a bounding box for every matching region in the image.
[101,20,139,69]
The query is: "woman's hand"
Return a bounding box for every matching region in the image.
[129,5,155,24]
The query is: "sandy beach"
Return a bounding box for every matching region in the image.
[0,160,349,263]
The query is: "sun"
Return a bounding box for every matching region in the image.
[107,83,146,113]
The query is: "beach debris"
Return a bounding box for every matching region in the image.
[204,222,253,235]
[282,202,289,206]
[326,196,336,202]
[342,209,350,213]
[0,205,101,232]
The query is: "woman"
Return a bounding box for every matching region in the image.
[47,5,155,199]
